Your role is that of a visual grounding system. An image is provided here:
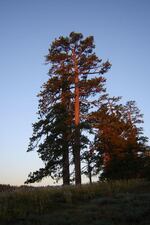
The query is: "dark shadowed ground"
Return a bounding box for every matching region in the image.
[0,180,150,225]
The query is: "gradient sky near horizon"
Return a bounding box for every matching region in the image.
[0,0,150,186]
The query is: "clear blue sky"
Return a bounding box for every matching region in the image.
[0,0,150,186]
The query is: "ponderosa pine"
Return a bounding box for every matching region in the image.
[25,32,111,185]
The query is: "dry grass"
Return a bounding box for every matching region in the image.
[0,179,150,225]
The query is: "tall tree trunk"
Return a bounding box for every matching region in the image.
[62,139,70,185]
[61,79,70,185]
[73,49,81,185]
[74,125,81,184]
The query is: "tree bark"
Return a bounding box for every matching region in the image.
[62,140,70,185]
[73,48,81,185]
[61,78,70,185]
[74,125,81,185]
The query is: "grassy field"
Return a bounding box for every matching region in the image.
[0,179,150,225]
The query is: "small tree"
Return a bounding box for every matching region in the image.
[82,143,97,184]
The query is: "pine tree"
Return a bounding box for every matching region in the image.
[25,102,72,184]
[25,32,111,185]
[25,69,72,185]
[91,97,148,180]
[45,32,111,184]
